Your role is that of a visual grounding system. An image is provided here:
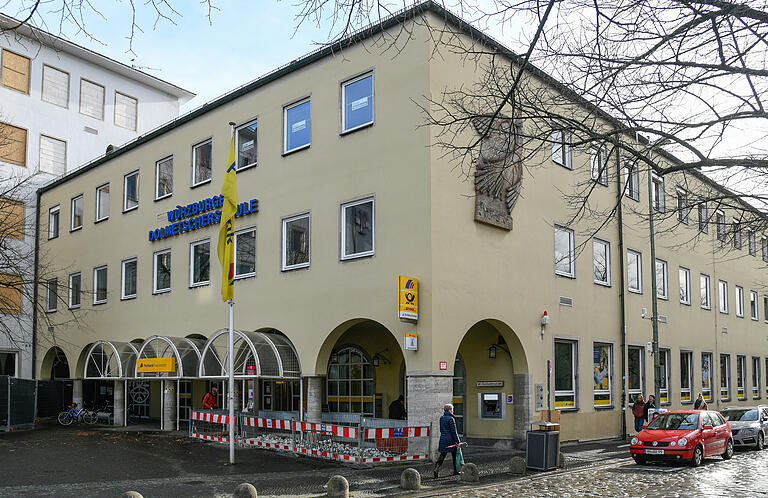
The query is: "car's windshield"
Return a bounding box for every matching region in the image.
[721,409,758,422]
[646,413,699,430]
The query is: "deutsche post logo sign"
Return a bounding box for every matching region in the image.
[398,276,418,320]
[136,357,176,373]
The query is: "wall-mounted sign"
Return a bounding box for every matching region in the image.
[439,361,448,370]
[147,194,259,242]
[398,276,418,320]
[404,332,418,351]
[506,394,514,404]
[246,365,258,374]
[136,357,176,373]
[476,380,504,387]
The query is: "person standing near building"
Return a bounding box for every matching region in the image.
[433,404,461,478]
[694,393,708,410]
[388,395,407,420]
[632,394,645,433]
[202,385,218,410]
[643,395,656,422]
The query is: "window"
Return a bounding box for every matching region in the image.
[1,49,30,94]
[720,354,730,401]
[342,72,374,132]
[590,147,609,186]
[733,219,742,250]
[554,340,576,408]
[41,65,69,107]
[0,197,24,240]
[326,346,375,417]
[155,156,173,200]
[763,236,768,262]
[189,239,210,286]
[735,286,744,317]
[114,92,138,131]
[752,357,761,399]
[765,296,768,322]
[282,213,310,270]
[592,239,610,285]
[0,351,18,376]
[718,280,729,314]
[750,290,759,320]
[68,272,81,308]
[748,230,756,256]
[46,278,57,312]
[236,120,258,170]
[341,197,375,260]
[234,227,256,278]
[70,195,83,231]
[651,174,665,212]
[716,210,726,242]
[95,183,110,222]
[659,348,670,403]
[701,352,713,402]
[551,128,572,169]
[191,139,212,186]
[676,188,689,224]
[655,259,668,300]
[625,163,640,201]
[79,79,105,120]
[48,205,60,239]
[627,249,642,293]
[0,273,22,314]
[284,99,311,153]
[765,358,768,397]
[93,266,107,304]
[627,346,644,402]
[554,226,575,278]
[593,343,612,407]
[680,350,693,402]
[698,203,708,233]
[39,135,67,175]
[121,258,137,299]
[123,170,139,212]
[0,122,27,166]
[679,267,690,305]
[737,355,746,399]
[700,274,711,309]
[153,249,171,294]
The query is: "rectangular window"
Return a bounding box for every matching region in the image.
[39,135,67,175]
[189,240,210,286]
[236,120,258,170]
[701,352,713,402]
[627,249,642,293]
[700,274,711,309]
[79,79,105,120]
[70,195,83,231]
[763,236,768,262]
[590,147,608,186]
[41,65,69,108]
[282,213,310,271]
[720,354,730,401]
[46,278,57,312]
[698,203,708,233]
[554,226,575,278]
[95,183,110,222]
[341,197,375,260]
[593,343,612,407]
[153,249,171,294]
[114,92,138,131]
[121,258,137,299]
[192,139,212,185]
[659,349,670,403]
[554,340,576,408]
[0,197,24,240]
[748,230,756,256]
[624,163,640,201]
[592,239,610,285]
[676,188,689,224]
[680,350,693,402]
[679,267,690,305]
[234,227,256,278]
[737,355,746,399]
[48,205,60,239]
[718,280,729,314]
[155,156,173,200]
[93,266,107,304]
[342,72,374,132]
[68,272,81,308]
[764,296,768,322]
[651,174,665,212]
[733,219,742,250]
[0,273,22,314]
[765,358,768,397]
[735,286,744,317]
[551,128,572,169]
[750,290,759,320]
[655,259,668,300]
[1,49,30,94]
[0,122,27,166]
[284,99,311,153]
[627,346,644,401]
[716,210,726,242]
[123,170,139,212]
[752,357,761,399]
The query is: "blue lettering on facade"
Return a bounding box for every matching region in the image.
[147,195,258,242]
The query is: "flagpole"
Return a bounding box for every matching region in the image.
[227,121,236,465]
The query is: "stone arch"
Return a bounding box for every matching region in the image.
[40,346,70,379]
[75,343,95,379]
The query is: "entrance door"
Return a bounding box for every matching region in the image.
[453,354,466,435]
[178,380,192,425]
[127,380,150,422]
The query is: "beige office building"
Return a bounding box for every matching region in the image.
[34,3,768,446]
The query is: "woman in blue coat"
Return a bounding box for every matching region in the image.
[433,403,461,478]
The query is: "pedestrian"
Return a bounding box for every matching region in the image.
[694,393,708,410]
[388,394,407,420]
[643,395,656,422]
[632,394,645,433]
[434,403,461,478]
[202,385,218,410]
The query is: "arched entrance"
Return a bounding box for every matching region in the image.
[41,346,70,379]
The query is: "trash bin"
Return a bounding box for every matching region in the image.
[526,425,559,470]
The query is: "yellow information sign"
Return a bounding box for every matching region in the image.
[398,276,418,320]
[136,357,176,373]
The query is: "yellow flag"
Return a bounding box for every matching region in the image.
[217,131,237,301]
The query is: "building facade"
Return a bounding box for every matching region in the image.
[33,4,768,445]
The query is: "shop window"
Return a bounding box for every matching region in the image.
[698,203,708,233]
[701,352,713,402]
[735,286,744,317]
[327,346,375,417]
[341,197,374,260]
[234,227,256,278]
[554,225,575,278]
[590,147,608,186]
[655,259,668,300]
[659,349,670,404]
[679,267,690,305]
[718,280,728,314]
[153,250,171,294]
[627,249,642,293]
[700,274,711,309]
[261,380,300,412]
[283,99,310,153]
[46,278,57,312]
[48,205,60,240]
[0,197,24,240]
[70,195,83,231]
[720,354,730,401]
[68,272,81,308]
[737,355,746,399]
[750,290,759,320]
[155,156,173,200]
[95,183,110,222]
[0,121,26,167]
[123,170,139,212]
[93,266,107,304]
[554,340,576,409]
[593,343,612,407]
[680,350,693,403]
[752,357,761,399]
[42,65,69,108]
[282,213,310,270]
[551,128,572,169]
[39,135,67,175]
[79,79,105,120]
[1,49,30,94]
[342,73,374,133]
[114,92,138,131]
[189,239,210,286]
[627,346,644,403]
[192,139,212,185]
[236,120,258,170]
[121,258,137,299]
[592,239,610,285]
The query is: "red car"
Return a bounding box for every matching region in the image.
[630,410,733,467]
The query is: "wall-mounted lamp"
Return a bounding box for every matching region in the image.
[372,356,380,367]
[372,348,391,367]
[488,345,497,359]
[541,310,550,336]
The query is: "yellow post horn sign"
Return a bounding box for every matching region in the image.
[398,276,418,320]
[136,357,176,373]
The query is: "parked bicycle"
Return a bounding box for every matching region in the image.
[57,402,95,425]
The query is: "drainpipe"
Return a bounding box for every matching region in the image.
[615,142,627,440]
[32,189,41,379]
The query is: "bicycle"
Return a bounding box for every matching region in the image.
[57,402,92,426]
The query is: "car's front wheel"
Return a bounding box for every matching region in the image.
[632,454,646,465]
[757,432,764,451]
[690,445,703,467]
[722,439,734,460]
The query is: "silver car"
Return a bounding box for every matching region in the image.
[720,406,768,450]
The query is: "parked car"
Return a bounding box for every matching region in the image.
[630,410,733,467]
[720,406,768,450]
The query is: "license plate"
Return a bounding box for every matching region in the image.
[645,449,665,455]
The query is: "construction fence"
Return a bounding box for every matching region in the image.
[0,376,71,431]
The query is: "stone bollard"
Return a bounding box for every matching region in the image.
[233,482,258,498]
[120,493,143,498]
[400,468,421,490]
[508,456,526,474]
[459,462,479,482]
[559,452,567,468]
[326,475,349,498]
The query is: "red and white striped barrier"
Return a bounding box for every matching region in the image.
[363,426,429,439]
[242,439,294,451]
[190,411,233,425]
[295,447,360,463]
[295,421,358,439]
[361,454,429,464]
[190,432,232,443]
[241,416,292,430]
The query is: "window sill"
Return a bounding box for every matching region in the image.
[234,273,257,282]
[628,289,642,295]
[340,121,374,136]
[93,301,107,306]
[94,217,109,224]
[282,143,310,157]
[191,178,213,189]
[282,264,310,272]
[70,226,83,233]
[594,281,611,287]
[554,271,575,279]
[153,289,171,295]
[121,295,137,301]
[48,235,59,241]
[154,193,173,203]
[189,282,210,289]
[236,162,258,173]
[123,206,139,214]
[45,309,57,314]
[594,405,614,410]
[555,407,578,413]
[680,301,691,307]
[68,305,81,310]
[341,251,374,262]
[702,306,711,311]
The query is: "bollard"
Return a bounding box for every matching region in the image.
[400,468,421,490]
[326,475,349,498]
[233,482,258,498]
[120,492,143,498]
[459,462,479,482]
[508,456,526,474]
